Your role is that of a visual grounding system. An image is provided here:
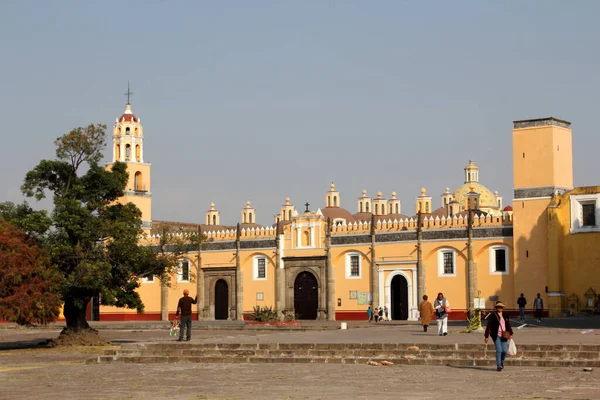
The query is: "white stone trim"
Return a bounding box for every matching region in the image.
[177,259,191,282]
[382,269,417,321]
[253,255,268,280]
[489,245,509,275]
[437,248,457,277]
[548,291,565,297]
[345,252,362,279]
[570,193,600,234]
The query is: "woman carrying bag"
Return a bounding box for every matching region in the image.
[434,293,450,336]
[484,301,514,371]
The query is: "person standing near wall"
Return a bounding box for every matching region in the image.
[418,295,434,332]
[434,293,449,336]
[176,289,197,341]
[533,293,544,323]
[517,293,527,322]
[367,306,372,322]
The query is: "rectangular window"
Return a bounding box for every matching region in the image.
[179,261,190,282]
[443,252,454,274]
[494,249,506,272]
[257,258,266,279]
[350,255,360,277]
[582,204,596,227]
[143,274,154,283]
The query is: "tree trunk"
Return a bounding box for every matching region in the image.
[62,296,92,333]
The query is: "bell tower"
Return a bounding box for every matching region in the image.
[106,85,152,231]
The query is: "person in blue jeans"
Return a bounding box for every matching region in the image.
[484,301,514,371]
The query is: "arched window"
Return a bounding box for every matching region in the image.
[115,144,120,161]
[327,197,331,207]
[243,214,247,224]
[207,216,210,225]
[334,196,337,207]
[366,203,370,213]
[425,203,429,213]
[134,171,143,191]
[288,210,292,220]
[418,203,422,212]
[395,204,399,214]
[212,215,216,225]
[177,259,190,282]
[126,127,130,135]
[135,145,141,162]
[125,144,131,160]
[389,204,392,214]
[360,202,363,213]
[375,204,379,215]
[134,127,139,136]
[249,213,253,224]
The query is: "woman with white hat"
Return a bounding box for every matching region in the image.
[484,300,514,371]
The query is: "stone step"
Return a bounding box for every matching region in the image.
[114,342,600,352]
[87,355,600,368]
[110,348,600,360]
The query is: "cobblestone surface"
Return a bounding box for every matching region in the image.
[1,319,599,399]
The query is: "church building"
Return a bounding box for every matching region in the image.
[97,101,600,321]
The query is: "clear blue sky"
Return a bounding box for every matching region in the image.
[2,1,599,225]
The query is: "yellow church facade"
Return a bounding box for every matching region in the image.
[97,103,600,321]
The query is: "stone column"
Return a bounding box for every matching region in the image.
[467,211,477,315]
[275,224,285,319]
[161,280,169,321]
[140,139,144,163]
[326,218,336,321]
[370,214,379,308]
[196,225,204,320]
[235,223,243,320]
[416,212,426,302]
[120,141,125,162]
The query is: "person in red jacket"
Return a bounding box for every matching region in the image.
[485,301,514,371]
[175,289,197,341]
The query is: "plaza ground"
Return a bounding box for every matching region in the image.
[1,318,599,399]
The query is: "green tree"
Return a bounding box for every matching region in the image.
[11,123,198,335]
[0,220,62,325]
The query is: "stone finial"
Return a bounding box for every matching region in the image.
[469,184,476,193]
[377,191,382,199]
[285,197,291,205]
[362,189,367,197]
[445,187,450,193]
[246,201,251,208]
[330,182,336,191]
[421,187,427,196]
[210,202,215,210]
[391,191,397,199]
[494,190,499,196]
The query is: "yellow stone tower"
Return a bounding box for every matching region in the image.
[106,90,152,231]
[512,117,573,315]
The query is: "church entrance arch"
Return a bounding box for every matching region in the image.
[294,271,318,320]
[391,275,409,320]
[214,279,229,320]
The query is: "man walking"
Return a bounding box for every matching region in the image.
[176,289,197,341]
[517,293,527,322]
[533,293,544,323]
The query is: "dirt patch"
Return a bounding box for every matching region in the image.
[48,329,110,347]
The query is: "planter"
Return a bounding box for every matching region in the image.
[244,321,301,327]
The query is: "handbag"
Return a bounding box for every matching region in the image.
[507,339,517,356]
[445,306,451,313]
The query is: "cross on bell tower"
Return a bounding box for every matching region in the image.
[304,202,310,213]
[124,81,133,105]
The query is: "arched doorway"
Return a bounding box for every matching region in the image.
[214,279,229,320]
[294,271,318,320]
[391,275,409,320]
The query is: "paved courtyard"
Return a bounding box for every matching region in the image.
[1,319,599,399]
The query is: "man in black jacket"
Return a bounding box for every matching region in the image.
[176,289,197,341]
[517,293,527,322]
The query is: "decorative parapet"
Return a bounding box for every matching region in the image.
[330,213,512,235]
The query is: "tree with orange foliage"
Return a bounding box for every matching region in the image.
[0,220,62,325]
